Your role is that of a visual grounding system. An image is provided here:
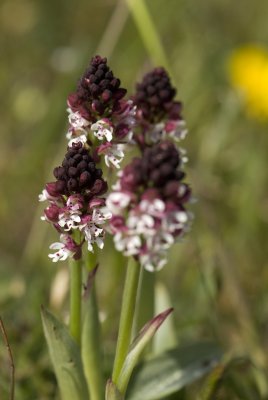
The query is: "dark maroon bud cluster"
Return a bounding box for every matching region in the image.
[142,141,184,186]
[134,67,182,123]
[53,142,107,196]
[120,141,189,201]
[68,55,127,120]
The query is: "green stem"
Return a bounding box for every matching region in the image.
[69,257,82,345]
[134,268,155,337]
[112,257,141,384]
[82,272,104,400]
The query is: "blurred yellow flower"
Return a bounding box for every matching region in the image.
[229,45,268,120]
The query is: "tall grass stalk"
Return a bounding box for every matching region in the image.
[125,0,172,75]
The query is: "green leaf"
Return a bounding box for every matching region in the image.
[41,306,89,400]
[127,342,222,400]
[117,308,173,395]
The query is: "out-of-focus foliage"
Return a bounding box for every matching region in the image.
[1,0,268,398]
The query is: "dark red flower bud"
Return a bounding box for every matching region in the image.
[92,100,105,115]
[45,182,60,197]
[114,88,127,100]
[115,123,129,139]
[67,178,78,192]
[68,167,78,177]
[90,179,108,196]
[44,204,60,222]
[163,181,179,198]
[89,197,106,208]
[53,166,65,180]
[101,89,112,103]
[79,171,91,187]
[56,180,66,193]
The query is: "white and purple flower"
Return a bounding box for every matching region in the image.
[39,143,111,262]
[48,234,81,262]
[106,140,192,271]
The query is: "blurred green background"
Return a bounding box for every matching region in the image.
[1,0,268,398]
